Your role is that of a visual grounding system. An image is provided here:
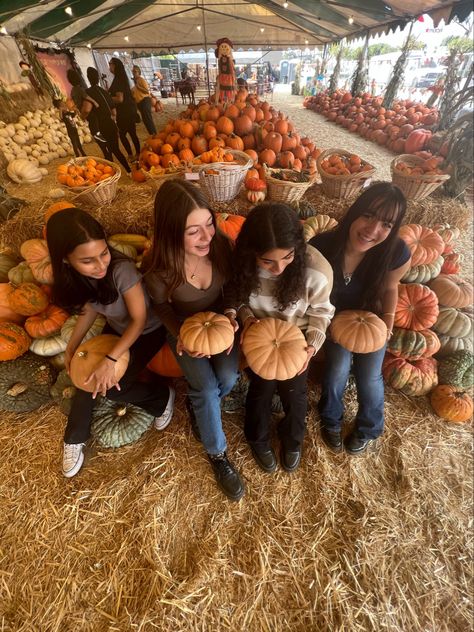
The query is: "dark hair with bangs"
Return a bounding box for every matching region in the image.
[146,179,233,298]
[47,207,129,313]
[323,181,407,312]
[231,202,306,310]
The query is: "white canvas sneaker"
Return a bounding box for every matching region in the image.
[154,387,175,430]
[63,442,85,478]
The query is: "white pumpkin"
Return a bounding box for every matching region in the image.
[7,158,43,184]
[49,188,66,199]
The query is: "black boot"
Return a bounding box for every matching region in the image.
[208,452,245,501]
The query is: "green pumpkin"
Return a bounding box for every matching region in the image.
[436,333,474,358]
[289,200,317,219]
[0,252,20,283]
[438,350,473,389]
[0,352,56,412]
[91,397,154,448]
[387,328,427,361]
[61,314,106,344]
[401,256,444,284]
[50,369,76,414]
[8,261,37,286]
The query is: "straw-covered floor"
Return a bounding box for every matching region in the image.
[0,94,472,631]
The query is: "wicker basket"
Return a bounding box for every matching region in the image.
[194,150,253,202]
[316,148,376,199]
[143,166,185,192]
[391,154,450,200]
[63,157,121,206]
[264,167,317,204]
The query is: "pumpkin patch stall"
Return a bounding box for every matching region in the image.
[0,75,472,632]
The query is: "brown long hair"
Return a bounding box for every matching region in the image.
[146,179,232,298]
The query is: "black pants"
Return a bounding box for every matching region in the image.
[137,97,157,135]
[101,124,131,173]
[64,326,168,444]
[66,124,86,157]
[244,368,308,451]
[117,115,141,157]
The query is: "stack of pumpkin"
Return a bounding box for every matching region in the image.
[382,222,473,422]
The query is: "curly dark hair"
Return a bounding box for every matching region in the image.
[231,202,306,310]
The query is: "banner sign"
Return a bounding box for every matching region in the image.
[36,51,74,99]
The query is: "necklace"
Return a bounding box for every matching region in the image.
[343,271,353,286]
[188,257,201,280]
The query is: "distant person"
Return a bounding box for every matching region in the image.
[108,57,141,161]
[53,98,86,157]
[131,65,157,135]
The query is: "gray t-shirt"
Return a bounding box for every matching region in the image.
[89,260,161,335]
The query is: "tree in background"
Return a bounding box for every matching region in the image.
[350,33,369,96]
[438,36,474,130]
[328,44,344,93]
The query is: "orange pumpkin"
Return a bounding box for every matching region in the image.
[44,200,76,225]
[430,385,473,423]
[24,304,69,339]
[0,322,31,361]
[399,224,445,267]
[394,283,439,331]
[330,310,387,353]
[20,239,53,286]
[428,275,473,309]
[179,312,235,356]
[7,283,49,316]
[215,213,246,241]
[0,284,25,324]
[69,334,130,393]
[147,342,183,377]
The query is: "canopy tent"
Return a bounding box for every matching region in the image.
[0,0,471,52]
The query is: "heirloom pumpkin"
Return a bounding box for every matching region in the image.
[382,354,438,396]
[0,322,31,361]
[29,333,68,357]
[432,306,472,338]
[24,304,69,338]
[180,311,234,356]
[7,282,49,316]
[241,317,307,380]
[394,283,439,331]
[398,224,444,267]
[0,283,25,324]
[0,351,56,412]
[430,385,473,423]
[8,261,37,286]
[91,398,154,448]
[19,239,53,285]
[0,252,19,283]
[330,310,387,353]
[438,350,473,389]
[60,314,106,344]
[70,335,130,393]
[401,256,444,284]
[428,275,473,309]
[303,215,338,241]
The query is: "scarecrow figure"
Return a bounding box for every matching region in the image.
[215,37,236,102]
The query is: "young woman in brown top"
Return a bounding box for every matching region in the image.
[145,180,244,501]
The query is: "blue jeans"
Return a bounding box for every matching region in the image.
[318,340,386,439]
[168,333,239,455]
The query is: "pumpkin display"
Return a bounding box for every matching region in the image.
[398,224,444,267]
[215,213,246,241]
[20,239,53,285]
[394,283,439,331]
[147,342,183,377]
[60,314,106,344]
[69,335,130,392]
[438,350,473,389]
[241,317,307,380]
[430,385,473,423]
[303,215,338,241]
[388,328,427,361]
[0,322,31,361]
[29,333,68,357]
[0,252,19,283]
[0,351,56,412]
[91,397,154,448]
[7,282,49,316]
[330,310,387,353]
[432,306,472,339]
[179,311,234,356]
[24,304,69,339]
[401,256,444,284]
[382,354,438,396]
[428,275,473,309]
[50,369,76,415]
[245,178,267,204]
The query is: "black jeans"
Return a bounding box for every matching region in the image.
[66,124,86,157]
[244,368,308,451]
[117,116,141,157]
[101,124,131,173]
[137,97,156,135]
[65,325,168,444]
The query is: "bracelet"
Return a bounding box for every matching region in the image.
[105,354,117,362]
[383,312,395,316]
[223,308,237,318]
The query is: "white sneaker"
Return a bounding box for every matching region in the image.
[154,386,175,430]
[63,442,85,478]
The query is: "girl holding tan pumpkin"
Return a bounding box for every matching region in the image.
[309,182,411,455]
[226,203,335,473]
[145,180,244,502]
[47,208,174,478]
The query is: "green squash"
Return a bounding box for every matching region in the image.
[50,369,76,415]
[401,256,444,284]
[8,261,37,286]
[0,352,56,412]
[387,328,428,361]
[438,350,474,388]
[91,397,154,448]
[0,252,19,283]
[61,314,106,344]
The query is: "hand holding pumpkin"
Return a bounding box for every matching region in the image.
[176,335,210,359]
[84,358,121,399]
[297,344,316,375]
[239,315,259,344]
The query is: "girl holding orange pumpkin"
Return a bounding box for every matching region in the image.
[47,208,174,478]
[309,182,411,455]
[145,179,244,502]
[226,203,334,474]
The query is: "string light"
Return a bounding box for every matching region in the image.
[260,27,265,33]
[86,43,91,48]
[64,6,73,16]
[305,40,308,44]
[348,15,354,24]
[0,26,7,35]
[197,25,201,30]
[283,1,288,7]
[124,35,129,42]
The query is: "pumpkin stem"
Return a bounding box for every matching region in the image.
[117,406,127,416]
[7,382,28,397]
[63,386,75,400]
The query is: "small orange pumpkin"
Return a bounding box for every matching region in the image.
[0,322,31,361]
[430,385,473,423]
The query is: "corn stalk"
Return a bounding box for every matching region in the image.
[443,112,473,200]
[328,45,343,93]
[350,33,369,96]
[16,33,61,100]
[382,22,414,109]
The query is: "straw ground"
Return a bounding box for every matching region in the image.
[0,93,472,631]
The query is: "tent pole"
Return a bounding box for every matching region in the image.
[201,0,211,99]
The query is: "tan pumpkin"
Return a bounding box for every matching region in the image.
[241,317,307,380]
[303,215,338,241]
[394,283,439,331]
[179,312,234,356]
[29,333,67,357]
[398,224,444,267]
[330,310,387,353]
[69,334,130,393]
[20,239,53,285]
[430,385,473,423]
[7,282,49,316]
[428,275,473,309]
[433,306,472,339]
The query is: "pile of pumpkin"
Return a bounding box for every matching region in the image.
[56,158,117,188]
[133,88,322,186]
[319,152,373,176]
[303,90,445,157]
[383,223,473,423]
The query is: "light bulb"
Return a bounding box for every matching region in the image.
[348,16,354,24]
[64,6,73,16]
[124,35,129,42]
[283,1,288,7]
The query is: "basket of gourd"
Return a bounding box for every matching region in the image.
[391,154,450,200]
[56,157,121,205]
[264,167,317,204]
[316,148,375,199]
